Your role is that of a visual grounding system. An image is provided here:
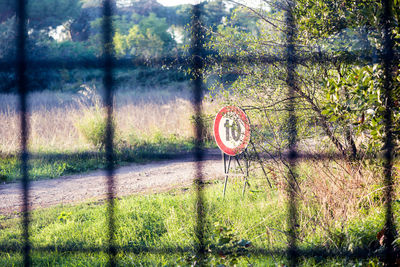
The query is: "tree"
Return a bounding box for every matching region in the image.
[205,0,399,160]
[203,0,228,27]
[294,0,400,157]
[139,13,174,48]
[0,16,15,59]
[29,0,82,29]
[0,0,82,29]
[113,13,175,58]
[0,0,14,23]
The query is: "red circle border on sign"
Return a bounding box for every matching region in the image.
[213,106,251,156]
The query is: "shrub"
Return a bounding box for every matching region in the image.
[190,113,215,144]
[74,106,118,150]
[73,85,118,150]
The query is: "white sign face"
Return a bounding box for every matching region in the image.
[218,112,246,149]
[214,106,250,156]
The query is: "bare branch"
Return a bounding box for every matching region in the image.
[225,0,281,30]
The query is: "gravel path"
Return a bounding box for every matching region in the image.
[0,150,224,214]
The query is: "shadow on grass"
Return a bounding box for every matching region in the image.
[0,179,390,266]
[0,139,217,182]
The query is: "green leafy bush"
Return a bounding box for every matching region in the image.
[73,84,119,151]
[0,156,19,182]
[177,221,252,266]
[190,113,215,144]
[74,106,117,150]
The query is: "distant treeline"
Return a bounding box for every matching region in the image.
[0,0,257,92]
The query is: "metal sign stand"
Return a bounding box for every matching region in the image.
[222,149,249,197]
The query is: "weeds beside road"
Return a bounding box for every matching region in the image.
[0,152,223,214]
[0,86,218,182]
[0,87,399,266]
[0,177,391,266]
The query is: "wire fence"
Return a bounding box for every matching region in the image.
[1,0,397,266]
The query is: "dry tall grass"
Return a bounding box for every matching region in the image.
[0,87,219,154]
[264,148,398,248]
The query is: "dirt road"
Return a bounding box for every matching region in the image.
[0,150,224,214]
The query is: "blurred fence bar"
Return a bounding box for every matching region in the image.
[191,3,206,260]
[101,0,117,266]
[284,1,299,266]
[381,0,396,266]
[15,0,30,266]
[0,51,379,71]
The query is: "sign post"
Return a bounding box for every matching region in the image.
[213,106,251,196]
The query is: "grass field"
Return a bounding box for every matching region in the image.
[0,174,391,266]
[0,85,219,182]
[0,85,399,266]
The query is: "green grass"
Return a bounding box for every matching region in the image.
[0,136,216,182]
[0,176,390,266]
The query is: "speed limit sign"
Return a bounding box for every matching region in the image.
[213,106,251,156]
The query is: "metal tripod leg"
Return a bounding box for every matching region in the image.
[232,152,249,197]
[223,153,232,197]
[242,152,249,196]
[223,175,228,197]
[222,150,249,197]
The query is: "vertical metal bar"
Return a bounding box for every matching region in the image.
[16,0,30,266]
[380,0,396,265]
[191,3,206,260]
[102,0,116,265]
[285,1,299,266]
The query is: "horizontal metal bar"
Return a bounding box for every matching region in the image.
[0,244,190,254]
[0,150,388,162]
[0,56,188,71]
[0,244,380,260]
[0,51,381,71]
[0,150,223,162]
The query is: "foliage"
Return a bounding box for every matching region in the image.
[113,12,175,58]
[295,0,400,157]
[0,0,261,93]
[27,0,82,29]
[0,129,196,183]
[0,0,82,29]
[190,113,215,144]
[0,17,16,92]
[0,156,19,182]
[178,222,252,266]
[0,0,211,92]
[72,85,112,150]
[74,106,113,150]
[322,64,400,154]
[0,87,202,182]
[205,0,400,160]
[0,178,393,265]
[0,0,14,23]
[47,40,96,60]
[57,211,72,223]
[0,16,15,59]
[0,152,107,181]
[202,0,227,28]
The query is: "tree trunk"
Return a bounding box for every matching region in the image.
[293,87,349,159]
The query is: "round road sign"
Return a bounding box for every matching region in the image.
[213,106,250,156]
